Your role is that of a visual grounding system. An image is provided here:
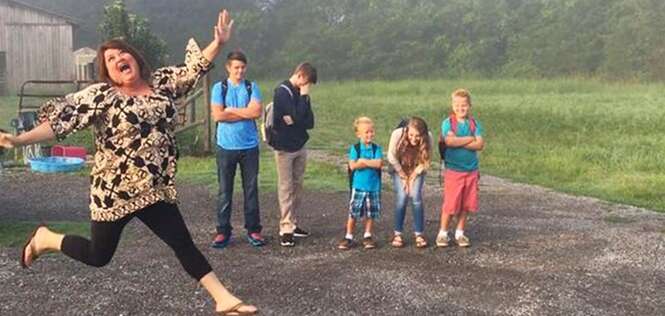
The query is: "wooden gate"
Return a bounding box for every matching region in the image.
[174,74,213,153]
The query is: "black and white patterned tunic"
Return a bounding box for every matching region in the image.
[38,39,212,221]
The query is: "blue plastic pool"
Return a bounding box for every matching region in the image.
[29,157,85,173]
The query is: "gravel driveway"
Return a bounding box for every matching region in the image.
[0,170,663,315]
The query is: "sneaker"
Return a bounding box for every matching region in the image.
[337,238,353,250]
[211,233,230,249]
[456,235,471,247]
[280,233,295,247]
[293,227,309,238]
[362,236,376,250]
[436,233,450,248]
[247,232,266,247]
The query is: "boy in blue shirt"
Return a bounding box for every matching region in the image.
[210,51,264,248]
[338,117,383,250]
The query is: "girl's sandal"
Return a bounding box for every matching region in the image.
[217,302,258,316]
[415,235,428,248]
[391,235,404,248]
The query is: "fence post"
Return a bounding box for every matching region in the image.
[203,74,212,153]
[189,97,196,124]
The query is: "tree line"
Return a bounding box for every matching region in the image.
[23,0,665,81]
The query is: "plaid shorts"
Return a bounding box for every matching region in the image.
[348,189,381,219]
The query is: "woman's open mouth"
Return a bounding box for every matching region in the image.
[119,63,131,73]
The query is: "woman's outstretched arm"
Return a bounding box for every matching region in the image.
[0,122,55,148]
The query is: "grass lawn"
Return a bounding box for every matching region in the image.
[306,79,665,212]
[177,146,348,193]
[2,78,664,212]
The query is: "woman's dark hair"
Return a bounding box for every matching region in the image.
[96,39,151,84]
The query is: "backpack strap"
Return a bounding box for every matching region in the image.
[449,114,457,135]
[348,142,362,192]
[220,79,229,107]
[469,116,477,135]
[448,114,477,136]
[354,143,362,159]
[279,83,294,101]
[219,79,253,107]
[244,80,253,101]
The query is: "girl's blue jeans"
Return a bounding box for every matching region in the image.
[391,172,425,234]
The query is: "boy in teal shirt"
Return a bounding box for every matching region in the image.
[438,89,485,248]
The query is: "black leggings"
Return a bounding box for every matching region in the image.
[61,201,212,281]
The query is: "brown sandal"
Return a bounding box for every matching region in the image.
[391,234,404,248]
[415,235,428,248]
[20,223,46,269]
[217,302,258,316]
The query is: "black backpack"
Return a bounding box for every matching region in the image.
[347,142,381,193]
[395,118,409,130]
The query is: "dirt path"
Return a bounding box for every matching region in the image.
[0,167,663,315]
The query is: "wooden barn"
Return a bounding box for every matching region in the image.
[0,0,78,95]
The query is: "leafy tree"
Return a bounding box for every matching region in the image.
[98,0,168,68]
[20,0,665,81]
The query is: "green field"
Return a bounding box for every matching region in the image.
[2,78,664,212]
[177,149,347,193]
[306,79,665,212]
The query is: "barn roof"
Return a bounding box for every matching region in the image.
[1,0,79,25]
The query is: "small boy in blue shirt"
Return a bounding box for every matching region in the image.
[338,117,383,250]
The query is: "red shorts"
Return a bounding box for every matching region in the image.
[441,169,479,215]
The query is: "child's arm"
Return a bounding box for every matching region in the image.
[463,136,484,151]
[349,159,367,170]
[444,131,475,148]
[359,158,382,169]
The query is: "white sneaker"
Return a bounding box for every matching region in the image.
[436,233,450,248]
[456,235,471,247]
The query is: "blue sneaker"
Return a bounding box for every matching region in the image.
[211,233,231,249]
[247,232,266,247]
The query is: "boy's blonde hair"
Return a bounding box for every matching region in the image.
[353,116,374,133]
[451,88,472,105]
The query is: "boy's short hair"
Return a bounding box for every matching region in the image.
[294,62,318,84]
[353,116,374,133]
[226,50,247,64]
[451,88,472,105]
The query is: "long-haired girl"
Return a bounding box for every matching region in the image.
[387,117,432,248]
